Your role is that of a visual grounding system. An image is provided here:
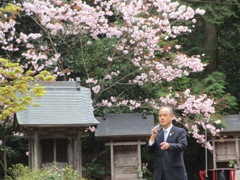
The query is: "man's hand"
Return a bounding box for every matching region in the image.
[160,142,170,150]
[150,125,160,142]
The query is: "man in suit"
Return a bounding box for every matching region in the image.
[146,106,188,180]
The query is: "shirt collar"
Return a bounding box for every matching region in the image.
[164,124,173,132]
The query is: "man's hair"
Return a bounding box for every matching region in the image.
[159,105,174,115]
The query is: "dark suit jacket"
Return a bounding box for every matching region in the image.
[146,125,188,180]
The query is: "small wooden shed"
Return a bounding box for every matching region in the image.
[16,81,99,178]
[95,113,154,180]
[211,114,240,168]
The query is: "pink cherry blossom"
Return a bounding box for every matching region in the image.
[92,85,101,94]
[215,120,221,124]
[86,78,98,84]
[13,132,24,137]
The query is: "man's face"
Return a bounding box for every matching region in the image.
[158,107,173,129]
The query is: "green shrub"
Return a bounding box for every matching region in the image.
[8,163,86,180]
[82,162,106,179]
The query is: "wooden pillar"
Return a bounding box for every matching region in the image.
[73,133,82,179]
[235,138,239,168]
[137,140,142,172]
[34,133,39,169]
[110,141,114,180]
[73,137,78,171]
[212,140,217,168]
[78,133,82,179]
[213,141,217,168]
[54,139,56,163]
[68,138,73,166]
[28,138,33,169]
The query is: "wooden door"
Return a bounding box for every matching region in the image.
[113,145,139,179]
[216,141,237,162]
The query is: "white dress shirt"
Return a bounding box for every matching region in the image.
[149,124,172,146]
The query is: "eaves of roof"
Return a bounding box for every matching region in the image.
[16,81,99,126]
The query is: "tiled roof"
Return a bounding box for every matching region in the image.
[222,114,240,132]
[17,81,99,127]
[95,113,154,138]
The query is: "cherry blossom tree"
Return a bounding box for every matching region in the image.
[0,0,228,149]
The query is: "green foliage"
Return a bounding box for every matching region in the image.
[81,135,110,180]
[191,72,238,114]
[228,160,237,168]
[0,3,21,15]
[7,164,29,179]
[82,162,106,179]
[0,122,28,179]
[217,5,240,109]
[0,122,28,169]
[182,0,240,26]
[0,58,55,121]
[8,163,84,180]
[202,73,226,96]
[179,0,240,112]
[201,0,240,25]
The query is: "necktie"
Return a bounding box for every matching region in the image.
[164,130,167,142]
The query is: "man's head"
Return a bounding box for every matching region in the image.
[158,106,174,129]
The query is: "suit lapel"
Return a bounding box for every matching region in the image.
[157,128,164,144]
[166,125,176,142]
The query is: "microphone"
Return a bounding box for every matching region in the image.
[153,124,161,134]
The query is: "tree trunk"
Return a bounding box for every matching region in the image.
[3,122,7,180]
[204,19,218,73]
